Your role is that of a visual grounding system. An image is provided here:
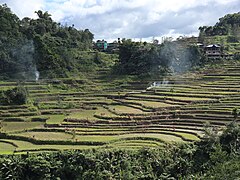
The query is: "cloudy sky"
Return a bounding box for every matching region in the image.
[1,0,240,41]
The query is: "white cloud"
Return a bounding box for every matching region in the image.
[1,0,240,41]
[0,0,45,19]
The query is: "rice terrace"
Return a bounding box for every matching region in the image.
[0,59,240,153]
[0,2,240,179]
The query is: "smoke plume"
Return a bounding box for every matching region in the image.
[160,41,193,74]
[11,39,37,80]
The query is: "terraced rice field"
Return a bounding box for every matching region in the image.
[0,60,240,153]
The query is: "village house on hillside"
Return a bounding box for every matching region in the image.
[202,44,233,60]
[95,40,108,51]
[94,39,120,53]
[196,42,232,60]
[204,44,222,59]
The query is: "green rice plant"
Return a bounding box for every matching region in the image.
[1,122,44,132]
[46,115,65,124]
[0,142,16,154]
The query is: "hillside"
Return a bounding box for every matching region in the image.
[199,12,240,56]
[0,5,240,179]
[0,59,239,153]
[199,12,240,37]
[0,4,116,80]
[0,59,240,179]
[0,4,240,152]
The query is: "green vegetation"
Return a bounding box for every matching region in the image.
[199,12,240,56]
[0,141,16,154]
[0,5,240,179]
[199,12,240,37]
[17,131,73,140]
[0,59,240,153]
[0,123,239,179]
[0,139,96,152]
[0,85,28,105]
[46,115,65,124]
[115,39,206,77]
[0,4,116,79]
[0,122,43,132]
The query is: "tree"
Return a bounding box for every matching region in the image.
[232,107,239,119]
[199,12,240,36]
[220,121,240,153]
[0,85,28,105]
[0,4,95,79]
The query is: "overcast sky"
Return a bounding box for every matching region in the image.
[1,0,240,42]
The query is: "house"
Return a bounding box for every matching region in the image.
[95,40,108,51]
[204,44,222,59]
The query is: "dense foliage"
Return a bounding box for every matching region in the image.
[199,12,240,40]
[116,39,167,77]
[0,85,28,105]
[115,39,206,77]
[0,4,95,79]
[0,122,239,179]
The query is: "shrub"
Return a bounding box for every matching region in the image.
[31,117,48,122]
[233,52,240,60]
[227,35,239,43]
[0,85,28,105]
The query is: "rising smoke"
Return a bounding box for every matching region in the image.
[35,70,40,81]
[147,41,202,90]
[11,39,39,81]
[160,41,193,74]
[147,79,169,90]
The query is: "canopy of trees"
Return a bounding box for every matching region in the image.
[0,85,28,105]
[115,39,206,77]
[0,4,94,79]
[199,12,240,37]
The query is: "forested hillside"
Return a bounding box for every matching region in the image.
[199,12,240,37]
[0,4,104,79]
[0,4,240,179]
[115,39,206,77]
[1,3,240,80]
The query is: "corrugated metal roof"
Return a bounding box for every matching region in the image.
[206,44,220,48]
